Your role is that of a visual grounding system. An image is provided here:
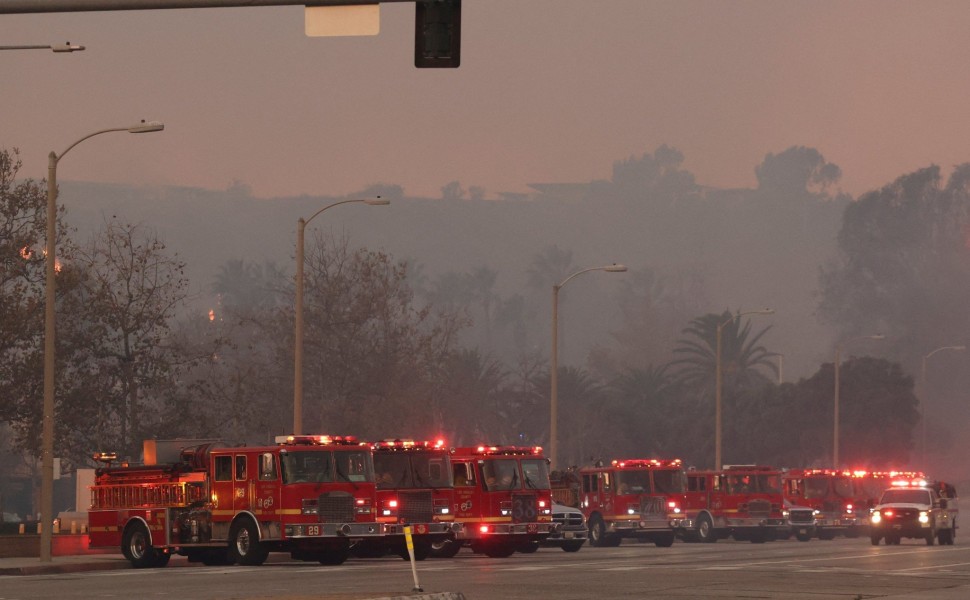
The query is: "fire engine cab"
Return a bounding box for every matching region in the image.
[783,469,859,540]
[429,445,555,558]
[88,435,383,568]
[353,439,459,560]
[680,465,788,543]
[553,459,682,548]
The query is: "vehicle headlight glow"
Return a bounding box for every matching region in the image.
[919,511,929,524]
[871,511,882,524]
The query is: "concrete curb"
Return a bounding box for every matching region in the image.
[366,595,465,600]
[0,560,129,576]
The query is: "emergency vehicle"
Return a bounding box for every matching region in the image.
[353,439,459,560]
[552,459,683,547]
[869,477,958,545]
[848,470,926,535]
[783,469,860,540]
[88,435,383,568]
[680,465,788,543]
[429,445,556,558]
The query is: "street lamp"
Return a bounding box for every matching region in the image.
[0,42,84,52]
[40,121,164,562]
[292,197,389,435]
[714,308,774,469]
[549,263,626,469]
[920,345,965,469]
[832,333,885,468]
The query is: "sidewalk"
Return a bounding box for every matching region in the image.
[0,553,130,576]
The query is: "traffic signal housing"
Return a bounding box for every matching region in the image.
[415,0,460,68]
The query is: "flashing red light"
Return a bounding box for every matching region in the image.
[479,525,490,534]
[884,510,894,517]
[388,499,398,508]
[538,500,547,508]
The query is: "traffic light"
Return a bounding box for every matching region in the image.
[415,0,460,68]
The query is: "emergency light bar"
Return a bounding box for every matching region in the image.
[890,478,929,488]
[275,434,360,446]
[372,439,447,451]
[611,458,683,469]
[457,445,543,456]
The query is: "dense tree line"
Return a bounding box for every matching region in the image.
[1,144,962,480]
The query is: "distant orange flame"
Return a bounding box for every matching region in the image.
[208,309,215,321]
[54,259,62,273]
[19,246,32,260]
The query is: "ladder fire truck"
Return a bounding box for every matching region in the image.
[680,465,788,543]
[552,459,683,547]
[783,468,860,540]
[429,445,556,558]
[88,435,384,568]
[353,439,459,560]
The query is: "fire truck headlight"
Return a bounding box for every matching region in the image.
[439,507,450,515]
[382,509,393,516]
[627,508,637,515]
[919,511,929,524]
[782,509,789,518]
[501,509,510,516]
[813,509,821,516]
[871,511,882,524]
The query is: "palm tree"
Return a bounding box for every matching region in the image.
[669,310,778,393]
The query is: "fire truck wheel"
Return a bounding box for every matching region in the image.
[400,539,432,561]
[696,515,717,543]
[482,542,516,558]
[653,532,675,548]
[561,541,584,552]
[796,532,812,542]
[588,516,608,547]
[228,519,269,566]
[122,522,163,569]
[154,552,171,567]
[516,540,540,554]
[430,539,462,558]
[870,535,881,545]
[319,544,351,565]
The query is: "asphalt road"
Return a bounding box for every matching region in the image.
[3,537,970,600]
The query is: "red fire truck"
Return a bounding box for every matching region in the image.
[352,439,459,560]
[783,469,860,540]
[88,435,384,568]
[680,465,788,543]
[552,459,683,548]
[429,445,556,558]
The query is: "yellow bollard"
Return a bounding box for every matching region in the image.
[403,526,423,593]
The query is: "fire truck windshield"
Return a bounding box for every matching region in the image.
[833,477,855,498]
[880,488,932,505]
[804,477,829,499]
[280,451,333,484]
[653,469,685,494]
[374,452,452,489]
[615,471,650,494]
[483,459,520,491]
[521,459,551,489]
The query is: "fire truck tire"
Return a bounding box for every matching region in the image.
[516,540,540,554]
[154,552,171,567]
[561,541,584,552]
[588,516,609,547]
[796,532,812,542]
[653,532,675,548]
[228,519,269,566]
[399,539,432,561]
[817,530,836,541]
[870,535,881,545]
[696,515,717,543]
[319,544,351,565]
[482,542,517,558]
[430,539,462,558]
[122,522,164,569]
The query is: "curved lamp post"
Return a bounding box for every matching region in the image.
[41,121,164,562]
[833,333,884,468]
[714,308,774,469]
[549,263,626,469]
[292,197,389,435]
[920,345,965,468]
[0,42,84,52]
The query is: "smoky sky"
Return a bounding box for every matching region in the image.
[2,1,970,200]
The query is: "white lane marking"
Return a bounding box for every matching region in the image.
[740,546,970,567]
[896,561,970,572]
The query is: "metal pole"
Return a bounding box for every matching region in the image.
[715,322,723,470]
[833,345,841,469]
[550,284,559,470]
[40,151,58,562]
[920,355,927,470]
[293,218,306,435]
